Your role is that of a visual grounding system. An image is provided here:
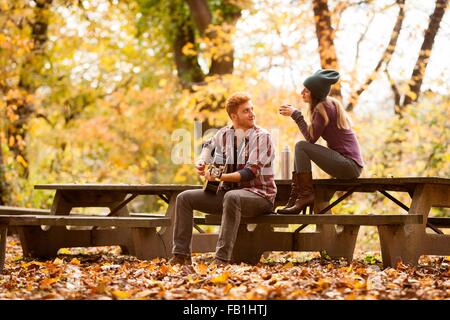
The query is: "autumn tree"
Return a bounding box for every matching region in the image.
[377,0,448,177]
[309,0,408,111]
[5,0,53,179]
[311,0,446,117]
[0,0,38,203]
[136,0,249,131]
[394,0,447,114]
[138,1,244,86]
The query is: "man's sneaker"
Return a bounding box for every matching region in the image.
[168,254,192,266]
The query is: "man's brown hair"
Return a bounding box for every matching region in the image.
[225,92,251,116]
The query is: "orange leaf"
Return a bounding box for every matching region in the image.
[92,282,107,294]
[281,262,294,270]
[223,283,233,294]
[39,278,59,289]
[159,264,171,274]
[353,279,366,290]
[196,263,208,275]
[211,272,230,284]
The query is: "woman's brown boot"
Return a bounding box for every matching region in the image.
[277,172,314,215]
[276,172,299,213]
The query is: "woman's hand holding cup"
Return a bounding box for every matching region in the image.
[279,104,295,117]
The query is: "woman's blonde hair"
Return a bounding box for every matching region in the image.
[307,96,352,136]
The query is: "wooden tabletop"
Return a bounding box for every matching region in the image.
[278,177,450,186]
[35,177,449,192]
[34,184,203,192]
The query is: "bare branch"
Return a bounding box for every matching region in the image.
[384,68,401,114]
[355,13,376,69]
[332,0,373,32]
[35,113,54,127]
[346,0,405,112]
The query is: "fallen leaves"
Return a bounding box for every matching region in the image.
[39,277,59,290]
[196,263,208,275]
[210,272,230,284]
[1,235,450,300]
[112,290,132,300]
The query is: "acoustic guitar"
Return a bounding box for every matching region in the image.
[203,163,227,194]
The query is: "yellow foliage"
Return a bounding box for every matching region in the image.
[16,155,28,168]
[112,290,132,299]
[58,248,72,255]
[181,42,197,56]
[211,272,230,284]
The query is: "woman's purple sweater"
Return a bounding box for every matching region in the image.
[291,100,365,168]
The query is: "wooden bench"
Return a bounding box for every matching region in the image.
[0,184,220,273]
[0,208,169,272]
[194,177,450,267]
[198,213,423,226]
[195,214,423,266]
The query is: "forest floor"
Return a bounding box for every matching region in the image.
[1,234,449,300]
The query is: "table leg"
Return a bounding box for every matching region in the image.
[231,224,292,264]
[0,224,7,272]
[412,184,450,256]
[106,198,132,254]
[314,188,336,242]
[131,227,165,260]
[377,184,450,267]
[313,188,359,261]
[157,192,179,258]
[18,190,134,259]
[17,190,73,257]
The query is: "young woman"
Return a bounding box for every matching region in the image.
[277,69,364,215]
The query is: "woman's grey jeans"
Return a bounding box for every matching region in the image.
[172,189,273,261]
[294,141,362,179]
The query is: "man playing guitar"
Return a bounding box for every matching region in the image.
[170,92,277,266]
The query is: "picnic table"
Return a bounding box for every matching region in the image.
[0,183,224,271]
[0,177,449,271]
[215,177,449,268]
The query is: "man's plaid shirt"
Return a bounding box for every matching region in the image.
[201,125,277,205]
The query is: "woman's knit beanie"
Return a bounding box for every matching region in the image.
[303,69,340,100]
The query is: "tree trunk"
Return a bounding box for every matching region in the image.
[172,19,205,87]
[185,0,211,33]
[312,0,341,98]
[401,0,447,108]
[169,1,205,87]
[183,0,241,132]
[186,0,239,76]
